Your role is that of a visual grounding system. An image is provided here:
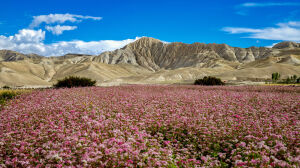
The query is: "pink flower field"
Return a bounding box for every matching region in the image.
[0,86,299,167]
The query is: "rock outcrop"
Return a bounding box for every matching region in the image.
[273,41,300,49]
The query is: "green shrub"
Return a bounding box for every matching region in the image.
[0,91,19,105]
[291,75,298,83]
[54,76,96,88]
[270,73,300,84]
[2,85,10,89]
[272,72,280,82]
[194,76,225,86]
[0,92,17,99]
[278,75,300,84]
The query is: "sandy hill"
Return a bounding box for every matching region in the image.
[0,37,299,87]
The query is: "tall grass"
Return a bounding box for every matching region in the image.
[0,89,31,107]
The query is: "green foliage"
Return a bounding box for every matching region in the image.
[280,75,299,84]
[54,76,96,88]
[291,75,297,83]
[0,91,19,105]
[285,76,291,84]
[272,72,281,82]
[271,73,300,84]
[194,76,225,86]
[220,161,229,168]
[167,163,178,168]
[0,92,17,99]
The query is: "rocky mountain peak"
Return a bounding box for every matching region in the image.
[135,37,162,44]
[125,37,162,49]
[92,38,281,71]
[272,41,299,49]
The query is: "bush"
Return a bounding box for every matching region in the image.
[277,75,300,84]
[272,72,280,82]
[0,91,19,105]
[0,91,17,99]
[194,76,225,86]
[2,85,10,89]
[54,76,96,88]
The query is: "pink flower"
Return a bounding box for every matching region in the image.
[0,86,299,167]
[201,156,208,162]
[237,142,246,148]
[164,141,171,145]
[236,160,247,166]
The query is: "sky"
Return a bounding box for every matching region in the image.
[0,0,300,56]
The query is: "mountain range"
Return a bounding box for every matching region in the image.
[0,37,299,87]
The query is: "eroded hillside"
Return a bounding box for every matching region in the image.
[0,38,299,87]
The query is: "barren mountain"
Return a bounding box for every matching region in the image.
[93,37,280,70]
[0,50,43,62]
[0,37,299,87]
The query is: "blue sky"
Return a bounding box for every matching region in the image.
[0,0,300,56]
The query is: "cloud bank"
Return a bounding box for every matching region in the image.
[236,2,300,16]
[30,13,102,28]
[222,21,300,41]
[0,29,140,56]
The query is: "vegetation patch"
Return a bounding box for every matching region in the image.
[271,72,300,84]
[194,76,225,86]
[54,76,96,88]
[0,89,31,107]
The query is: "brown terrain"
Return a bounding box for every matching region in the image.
[0,37,299,87]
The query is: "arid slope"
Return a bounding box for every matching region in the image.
[0,38,299,87]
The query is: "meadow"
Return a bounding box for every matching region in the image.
[0,86,299,167]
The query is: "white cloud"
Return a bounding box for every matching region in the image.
[1,29,45,44]
[222,21,300,41]
[240,2,300,7]
[277,21,300,27]
[0,29,46,54]
[236,2,300,16]
[45,38,140,56]
[0,13,140,56]
[222,27,262,34]
[45,25,77,35]
[0,29,140,56]
[30,13,102,28]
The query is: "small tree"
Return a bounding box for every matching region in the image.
[291,75,297,83]
[54,76,96,88]
[285,76,291,84]
[194,76,225,86]
[272,72,280,83]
